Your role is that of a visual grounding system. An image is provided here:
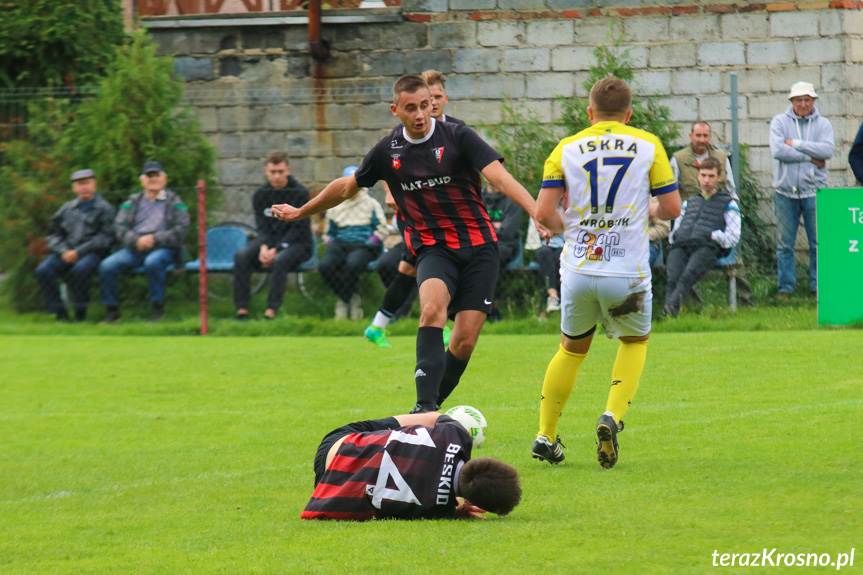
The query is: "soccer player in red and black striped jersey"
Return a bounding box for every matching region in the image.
[273,74,550,413]
[301,411,521,520]
[364,69,464,349]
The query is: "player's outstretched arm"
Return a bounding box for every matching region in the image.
[393,412,442,427]
[481,161,537,218]
[271,175,360,222]
[453,499,488,520]
[536,186,565,236]
[650,189,682,221]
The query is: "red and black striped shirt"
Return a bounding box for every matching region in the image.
[354,118,503,254]
[301,418,472,521]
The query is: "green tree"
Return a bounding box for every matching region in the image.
[0,0,125,88]
[0,30,219,311]
[482,98,560,197]
[558,45,680,151]
[57,30,218,202]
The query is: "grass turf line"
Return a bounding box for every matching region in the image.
[1,333,860,574]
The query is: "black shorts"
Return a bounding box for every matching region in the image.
[312,417,401,485]
[415,242,500,319]
[401,247,418,268]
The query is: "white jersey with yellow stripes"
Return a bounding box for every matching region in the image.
[541,121,677,278]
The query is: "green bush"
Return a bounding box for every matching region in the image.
[557,44,680,152]
[0,30,219,312]
[0,0,125,88]
[482,98,560,197]
[734,145,776,273]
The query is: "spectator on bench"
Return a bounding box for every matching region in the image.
[319,166,388,320]
[233,151,312,320]
[670,121,753,307]
[670,121,736,202]
[482,182,523,322]
[99,161,189,323]
[662,157,740,318]
[36,169,116,322]
[648,197,670,268]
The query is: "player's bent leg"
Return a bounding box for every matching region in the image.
[596,277,653,469]
[597,335,648,470]
[436,309,485,407]
[413,278,451,412]
[607,335,649,423]
[397,260,418,278]
[418,278,450,327]
[533,328,595,465]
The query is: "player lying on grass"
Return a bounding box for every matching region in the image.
[273,74,550,414]
[301,411,521,520]
[531,78,681,469]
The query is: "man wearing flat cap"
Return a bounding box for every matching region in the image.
[35,169,116,321]
[769,81,834,298]
[98,161,190,323]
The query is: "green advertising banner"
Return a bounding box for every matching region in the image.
[817,187,863,325]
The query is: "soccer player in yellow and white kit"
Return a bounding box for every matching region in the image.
[531,78,681,469]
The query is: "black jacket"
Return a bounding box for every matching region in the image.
[673,190,733,255]
[252,177,312,250]
[481,189,522,250]
[47,195,116,257]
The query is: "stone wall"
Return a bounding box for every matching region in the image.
[146,0,863,224]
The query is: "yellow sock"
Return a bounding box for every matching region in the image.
[538,344,587,440]
[605,340,649,423]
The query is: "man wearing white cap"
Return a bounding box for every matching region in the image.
[769,81,834,297]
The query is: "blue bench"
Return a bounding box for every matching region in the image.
[184,226,249,273]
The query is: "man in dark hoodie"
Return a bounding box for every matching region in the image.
[233,151,312,320]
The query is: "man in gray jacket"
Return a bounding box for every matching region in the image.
[769,81,834,297]
[99,161,190,323]
[35,169,116,321]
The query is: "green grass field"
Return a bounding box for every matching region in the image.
[1,331,860,574]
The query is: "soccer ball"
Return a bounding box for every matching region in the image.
[444,405,487,447]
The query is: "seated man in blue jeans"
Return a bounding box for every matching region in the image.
[319,166,388,320]
[662,157,740,317]
[99,161,190,323]
[36,169,116,322]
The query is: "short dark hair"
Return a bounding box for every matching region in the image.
[393,74,429,106]
[458,457,522,516]
[589,78,632,118]
[698,156,722,173]
[691,121,712,133]
[422,69,446,89]
[266,151,288,166]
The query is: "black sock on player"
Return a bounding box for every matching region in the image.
[414,326,445,411]
[436,349,470,408]
[380,272,415,316]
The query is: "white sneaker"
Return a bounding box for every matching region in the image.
[335,299,348,320]
[349,293,363,320]
[546,295,561,312]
